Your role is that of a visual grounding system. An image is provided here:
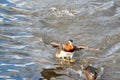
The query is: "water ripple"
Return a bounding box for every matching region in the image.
[102,42,120,57]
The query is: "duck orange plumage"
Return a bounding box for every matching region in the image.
[62,39,75,52]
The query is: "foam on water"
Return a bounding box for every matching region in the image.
[0,76,10,78]
[7,69,19,72]
[0,63,13,66]
[12,55,24,59]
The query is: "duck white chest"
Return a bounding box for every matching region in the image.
[57,50,74,58]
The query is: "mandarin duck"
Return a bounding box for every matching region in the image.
[55,39,76,62]
[50,39,100,63]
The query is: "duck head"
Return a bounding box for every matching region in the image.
[62,39,75,52]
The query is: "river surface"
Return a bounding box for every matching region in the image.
[0,0,120,80]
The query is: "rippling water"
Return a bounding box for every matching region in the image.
[0,0,120,80]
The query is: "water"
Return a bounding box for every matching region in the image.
[0,0,120,80]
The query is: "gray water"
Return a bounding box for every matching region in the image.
[0,0,120,80]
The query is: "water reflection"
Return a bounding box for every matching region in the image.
[40,67,64,80]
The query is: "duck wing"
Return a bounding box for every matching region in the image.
[50,42,61,48]
[77,45,100,51]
